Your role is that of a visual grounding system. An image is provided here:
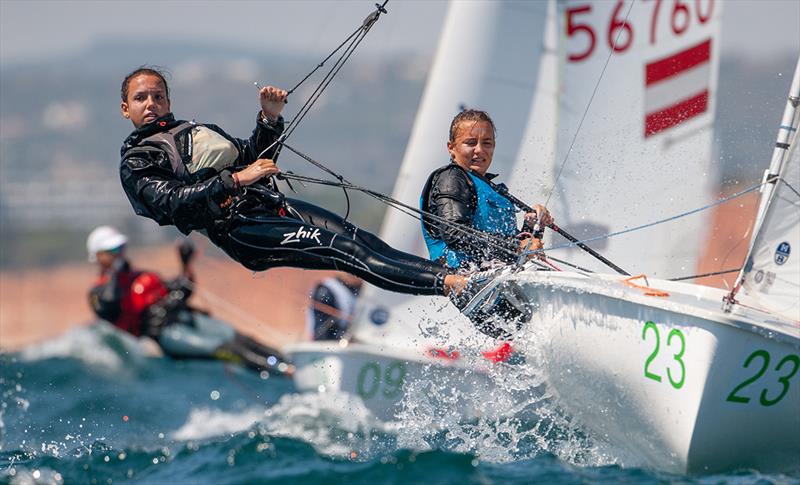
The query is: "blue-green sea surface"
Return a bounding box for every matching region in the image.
[1,324,798,484]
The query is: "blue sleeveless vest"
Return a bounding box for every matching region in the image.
[422,171,517,268]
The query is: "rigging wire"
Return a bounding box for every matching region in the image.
[245,0,757,284]
[256,1,388,159]
[254,1,389,219]
[668,268,741,282]
[277,137,532,258]
[277,154,764,280]
[277,167,521,261]
[281,5,386,144]
[520,182,764,258]
[779,177,800,198]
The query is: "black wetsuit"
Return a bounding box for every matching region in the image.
[119,113,448,295]
[89,259,289,375]
[421,164,521,268]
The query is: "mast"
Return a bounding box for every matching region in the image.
[725,56,800,310]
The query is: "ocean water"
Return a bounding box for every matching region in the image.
[1,324,798,485]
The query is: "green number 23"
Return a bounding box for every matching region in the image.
[726,350,800,406]
[642,321,686,389]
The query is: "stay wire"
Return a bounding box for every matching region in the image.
[544,0,636,207]
[521,182,764,260]
[257,2,389,218]
[282,171,520,260]
[255,1,389,161]
[281,24,370,143]
[285,23,365,97]
[668,268,741,282]
[278,160,763,283]
[779,177,800,199]
[280,1,388,145]
[277,169,522,261]
[276,141,521,256]
[279,139,763,282]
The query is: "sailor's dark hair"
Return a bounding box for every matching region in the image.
[121,65,171,102]
[448,109,497,142]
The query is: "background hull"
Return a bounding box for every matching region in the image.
[286,342,498,422]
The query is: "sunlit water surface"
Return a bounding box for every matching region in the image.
[1,324,798,484]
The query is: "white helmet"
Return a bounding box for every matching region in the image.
[86,226,128,262]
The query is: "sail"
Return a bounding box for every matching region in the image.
[352,0,554,346]
[511,0,722,278]
[738,58,800,322]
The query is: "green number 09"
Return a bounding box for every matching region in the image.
[357,362,381,398]
[356,361,407,399]
[383,362,406,398]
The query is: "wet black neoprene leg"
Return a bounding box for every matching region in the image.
[223,200,448,295]
[284,199,447,274]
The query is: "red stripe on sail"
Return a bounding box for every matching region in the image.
[646,39,711,86]
[645,90,708,137]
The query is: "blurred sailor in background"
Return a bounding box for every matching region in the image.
[87,225,292,376]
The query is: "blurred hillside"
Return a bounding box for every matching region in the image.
[0,39,796,268]
[0,40,428,267]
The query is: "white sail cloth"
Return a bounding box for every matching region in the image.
[511,0,722,278]
[352,1,552,346]
[740,59,800,322]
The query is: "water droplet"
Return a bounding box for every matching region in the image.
[210,390,220,400]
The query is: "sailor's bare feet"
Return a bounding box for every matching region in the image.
[443,274,469,296]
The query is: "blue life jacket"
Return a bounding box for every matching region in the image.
[421,169,517,269]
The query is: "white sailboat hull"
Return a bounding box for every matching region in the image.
[466,269,800,474]
[285,341,496,422]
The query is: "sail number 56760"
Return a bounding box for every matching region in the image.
[567,0,715,62]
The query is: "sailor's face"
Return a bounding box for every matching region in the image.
[447,120,495,175]
[96,250,120,271]
[121,74,170,128]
